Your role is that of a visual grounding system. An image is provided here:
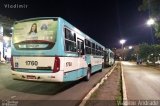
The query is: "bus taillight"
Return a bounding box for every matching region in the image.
[53,56,60,73]
[11,56,14,70]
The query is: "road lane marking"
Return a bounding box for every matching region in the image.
[11,96,16,99]
[121,62,128,105]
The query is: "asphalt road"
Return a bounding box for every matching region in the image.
[122,61,160,100]
[0,63,112,106]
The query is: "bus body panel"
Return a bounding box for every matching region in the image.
[12,56,55,70]
[91,56,103,73]
[85,54,91,65]
[63,68,87,81]
[63,56,88,81]
[92,64,102,72]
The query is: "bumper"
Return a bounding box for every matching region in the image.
[11,70,64,82]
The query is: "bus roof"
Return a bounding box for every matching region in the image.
[14,17,59,23]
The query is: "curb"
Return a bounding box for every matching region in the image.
[79,64,117,106]
[121,62,128,105]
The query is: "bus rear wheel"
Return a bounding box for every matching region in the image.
[99,68,102,72]
[85,67,91,81]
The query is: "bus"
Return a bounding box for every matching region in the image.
[103,49,114,67]
[11,17,105,82]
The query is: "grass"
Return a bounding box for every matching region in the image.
[86,64,123,106]
[116,64,123,106]
[85,89,99,106]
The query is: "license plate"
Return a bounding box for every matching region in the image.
[27,75,36,79]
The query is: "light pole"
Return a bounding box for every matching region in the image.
[120,39,126,61]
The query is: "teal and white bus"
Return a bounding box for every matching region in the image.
[103,49,114,67]
[11,17,105,82]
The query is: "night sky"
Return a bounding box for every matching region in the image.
[0,0,154,48]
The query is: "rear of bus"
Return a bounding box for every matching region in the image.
[11,17,64,82]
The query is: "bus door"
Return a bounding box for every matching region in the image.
[103,50,107,68]
[77,38,85,77]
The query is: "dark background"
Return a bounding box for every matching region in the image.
[0,0,153,48]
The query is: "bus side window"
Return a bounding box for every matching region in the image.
[77,39,84,56]
[107,52,109,61]
[64,28,76,52]
[92,43,95,55]
[85,39,91,54]
[96,45,99,56]
[81,41,84,55]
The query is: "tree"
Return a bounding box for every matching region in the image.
[125,48,137,61]
[139,0,160,38]
[139,43,152,60]
[139,43,160,63]
[154,44,160,59]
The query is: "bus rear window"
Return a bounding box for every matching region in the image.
[14,40,54,50]
[13,19,58,50]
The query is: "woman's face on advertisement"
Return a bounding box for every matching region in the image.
[31,24,36,32]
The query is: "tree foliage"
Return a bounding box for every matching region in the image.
[139,43,160,61]
[139,43,152,60]
[125,48,137,61]
[139,0,160,38]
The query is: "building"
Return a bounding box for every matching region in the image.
[0,15,15,62]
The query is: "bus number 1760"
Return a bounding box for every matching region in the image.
[25,61,38,66]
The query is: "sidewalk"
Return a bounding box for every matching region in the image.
[86,63,122,106]
[0,60,10,65]
[138,62,160,70]
[0,61,6,64]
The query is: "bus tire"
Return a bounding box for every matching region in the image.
[99,68,102,72]
[85,67,91,81]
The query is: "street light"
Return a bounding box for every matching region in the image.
[146,18,156,44]
[129,46,133,49]
[146,18,155,26]
[119,39,126,60]
[120,39,126,45]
